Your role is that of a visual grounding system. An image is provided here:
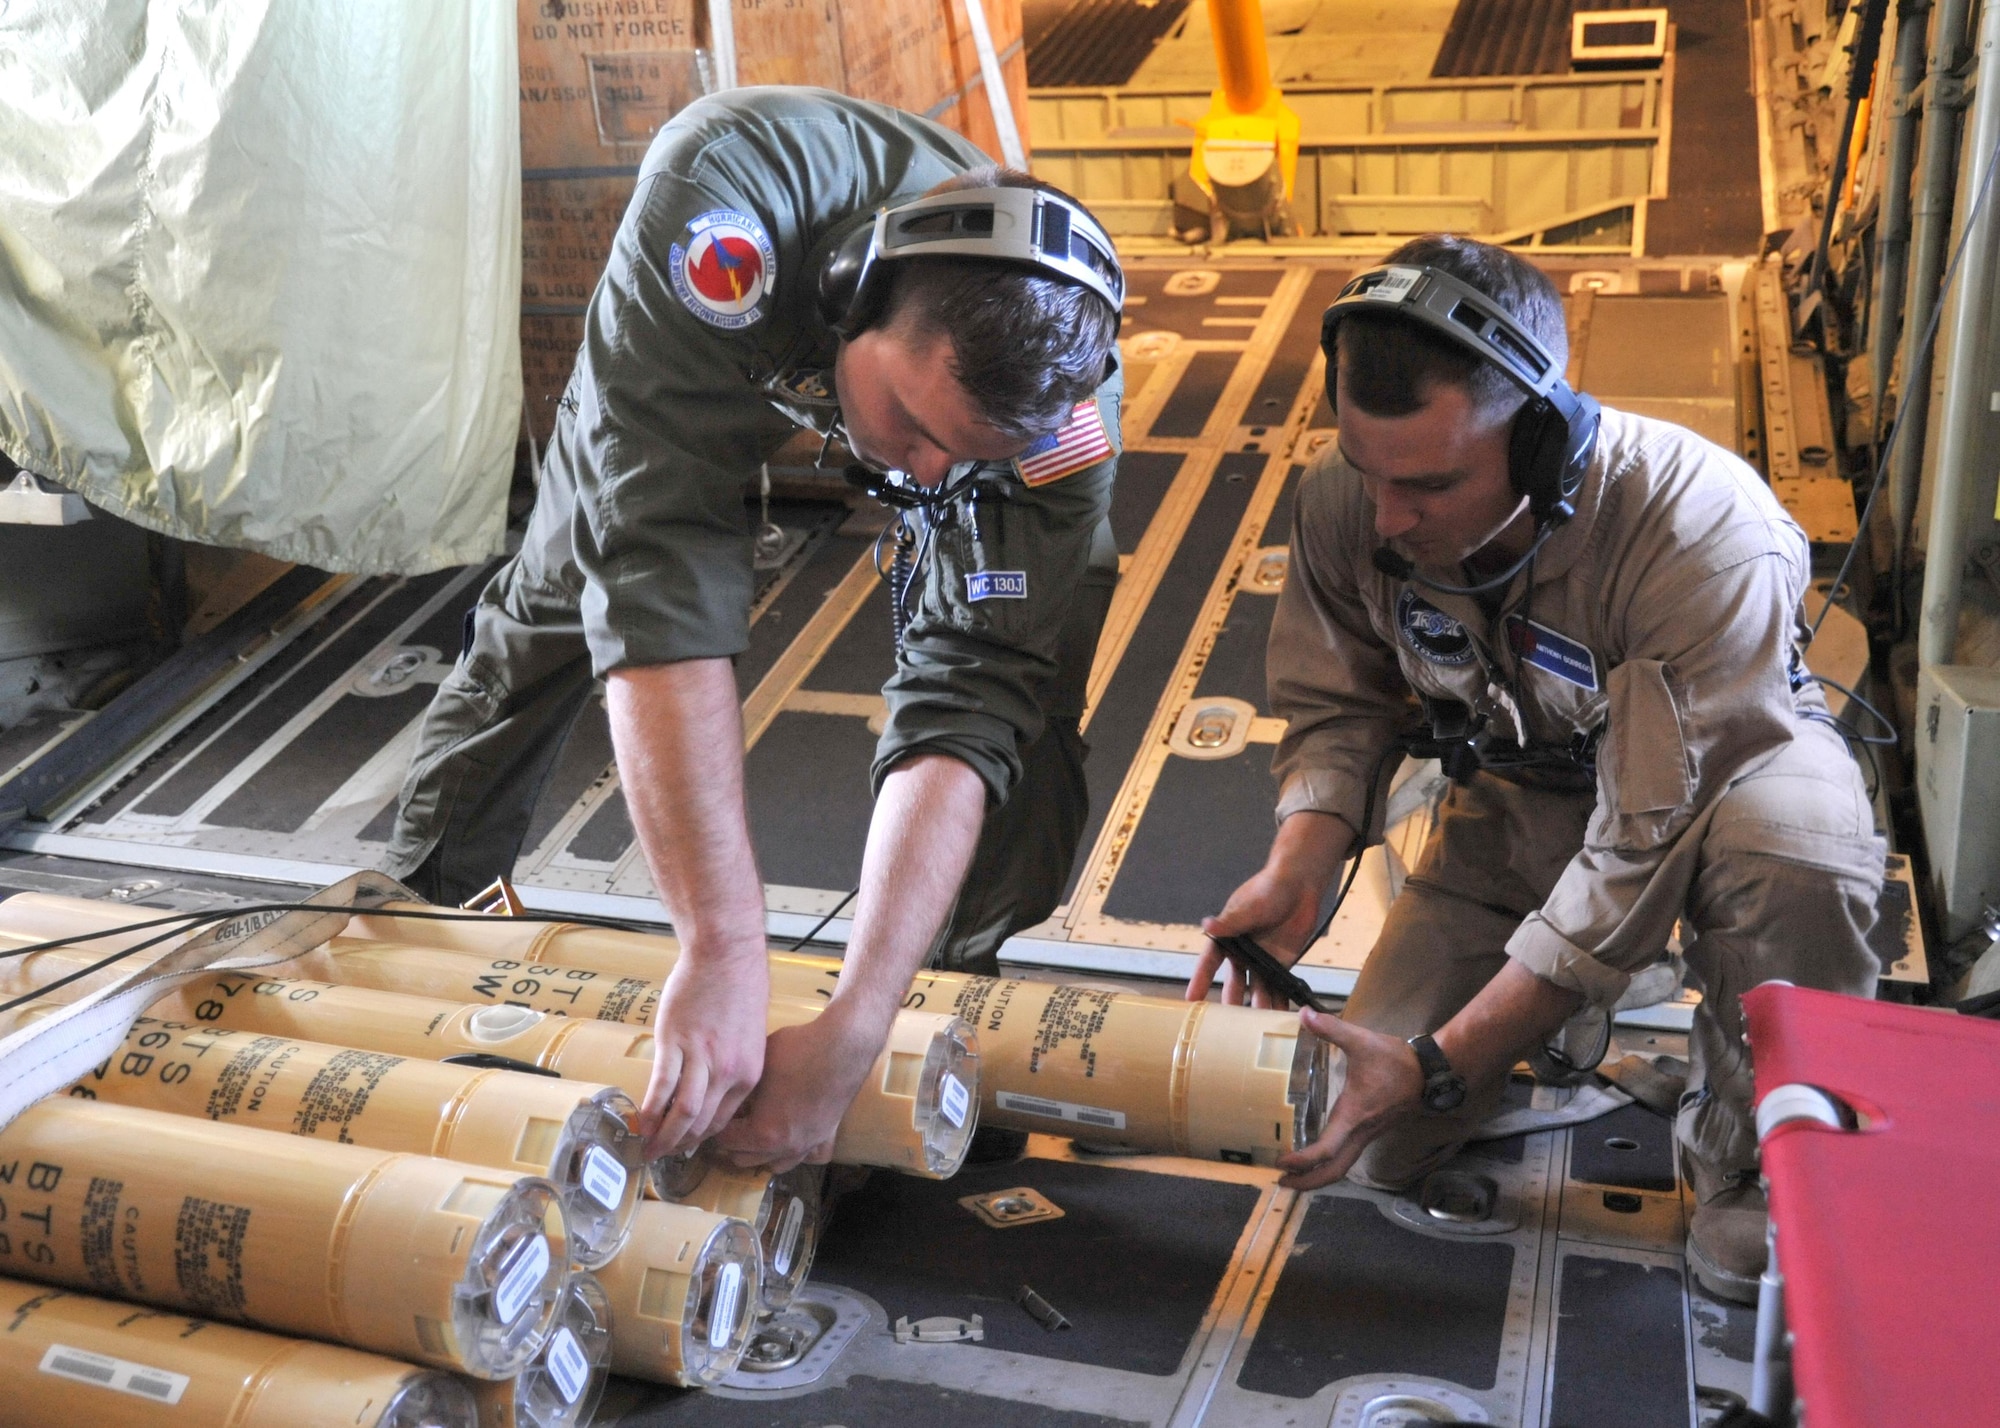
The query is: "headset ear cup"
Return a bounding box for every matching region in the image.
[817,221,879,337]
[1507,398,1565,519]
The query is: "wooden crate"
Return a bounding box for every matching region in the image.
[517,0,1029,440]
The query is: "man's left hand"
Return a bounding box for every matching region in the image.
[710,1008,884,1173]
[1276,1007,1427,1191]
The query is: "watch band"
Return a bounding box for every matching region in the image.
[1408,1032,1468,1113]
[1408,1032,1452,1081]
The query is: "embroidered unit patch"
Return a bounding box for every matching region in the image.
[965,570,1028,601]
[1397,589,1477,666]
[669,209,775,330]
[1014,400,1112,486]
[1507,615,1599,690]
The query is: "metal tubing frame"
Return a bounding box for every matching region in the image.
[1918,0,2000,666]
[1889,0,1978,569]
[1868,0,1936,441]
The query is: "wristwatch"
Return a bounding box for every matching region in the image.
[1408,1033,1467,1113]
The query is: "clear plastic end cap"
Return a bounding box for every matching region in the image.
[379,1371,480,1428]
[914,1017,981,1176]
[507,1270,612,1428]
[452,1177,571,1379]
[682,1218,762,1386]
[551,1089,645,1270]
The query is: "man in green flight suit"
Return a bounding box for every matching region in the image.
[383,87,1125,1170]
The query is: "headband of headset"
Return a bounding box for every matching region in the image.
[819,186,1125,339]
[1320,263,1598,524]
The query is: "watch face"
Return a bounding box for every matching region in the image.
[1425,1075,1468,1113]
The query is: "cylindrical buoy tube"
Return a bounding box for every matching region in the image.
[671,1163,825,1314]
[0,896,983,1179]
[0,1098,570,1378]
[329,914,1336,1168]
[591,1201,759,1386]
[0,1274,478,1428]
[763,999,979,1176]
[55,1015,644,1271]
[466,1270,611,1428]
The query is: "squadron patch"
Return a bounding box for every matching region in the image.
[669,209,775,330]
[1014,399,1113,486]
[1397,588,1477,666]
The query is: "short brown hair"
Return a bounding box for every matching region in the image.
[1336,235,1567,419]
[877,168,1120,440]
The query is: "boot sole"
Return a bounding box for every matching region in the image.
[1686,1232,1760,1307]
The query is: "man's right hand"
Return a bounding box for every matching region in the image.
[641,946,770,1159]
[1187,809,1357,1007]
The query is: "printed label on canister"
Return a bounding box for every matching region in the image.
[771,1197,804,1279]
[495,1235,551,1325]
[940,1073,969,1129]
[995,1091,1128,1130]
[546,1326,589,1405]
[710,1262,743,1349]
[580,1145,627,1209]
[38,1344,190,1406]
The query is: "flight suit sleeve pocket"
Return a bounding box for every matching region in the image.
[1588,658,1693,851]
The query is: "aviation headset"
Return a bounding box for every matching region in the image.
[1319,264,1601,594]
[816,184,1125,340]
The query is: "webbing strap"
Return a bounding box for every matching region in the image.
[0,871,414,1132]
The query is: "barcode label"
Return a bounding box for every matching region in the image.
[709,1261,743,1349]
[939,1073,970,1129]
[994,1091,1127,1131]
[494,1234,552,1325]
[580,1145,628,1209]
[39,1345,190,1405]
[771,1196,804,1278]
[545,1326,589,1404]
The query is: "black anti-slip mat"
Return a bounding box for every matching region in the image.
[1548,1256,1691,1428]
[625,1375,1148,1428]
[1150,352,1241,439]
[203,590,472,833]
[743,711,883,891]
[813,1157,1262,1376]
[1100,754,1280,926]
[1124,268,1284,342]
[1567,1101,1678,1192]
[1243,267,1348,422]
[106,574,427,821]
[1067,451,1262,900]
[1097,460,1301,924]
[1237,1193,1514,1398]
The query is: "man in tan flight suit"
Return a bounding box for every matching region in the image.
[1192,235,1885,1305]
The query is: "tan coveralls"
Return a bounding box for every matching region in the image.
[1269,406,1885,1186]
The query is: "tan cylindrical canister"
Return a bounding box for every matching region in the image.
[58,1014,644,1271]
[591,1200,759,1386]
[0,1275,478,1428]
[0,1098,570,1378]
[671,1163,825,1314]
[331,912,1336,1168]
[466,1270,610,1428]
[0,895,981,1179]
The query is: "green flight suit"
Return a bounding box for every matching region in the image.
[384,88,1121,974]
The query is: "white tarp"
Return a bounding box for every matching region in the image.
[0,1,521,574]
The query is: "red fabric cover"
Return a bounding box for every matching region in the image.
[1744,984,2000,1428]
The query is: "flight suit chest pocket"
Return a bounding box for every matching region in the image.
[1588,658,1694,851]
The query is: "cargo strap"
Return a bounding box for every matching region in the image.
[0,870,413,1133]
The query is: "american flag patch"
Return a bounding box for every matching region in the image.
[1014,399,1113,486]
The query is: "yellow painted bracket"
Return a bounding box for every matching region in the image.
[1189,89,1302,199]
[1189,0,1301,199]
